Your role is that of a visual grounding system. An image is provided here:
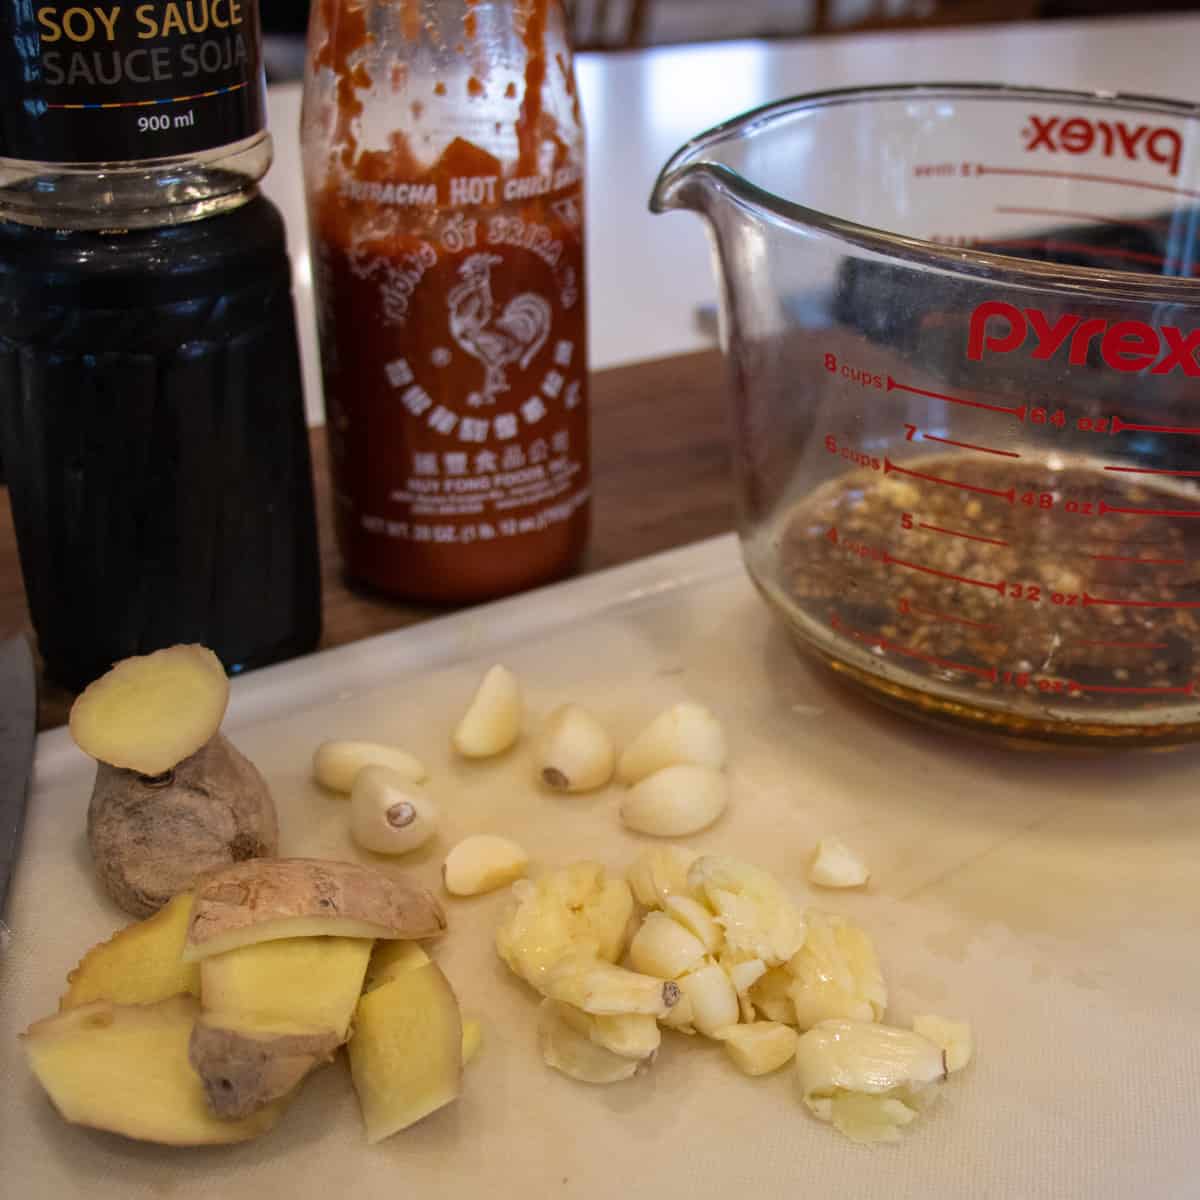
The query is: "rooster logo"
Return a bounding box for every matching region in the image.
[447,253,552,406]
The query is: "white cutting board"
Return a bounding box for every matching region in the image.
[3,534,1199,1199]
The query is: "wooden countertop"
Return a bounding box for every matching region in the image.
[4,349,733,731]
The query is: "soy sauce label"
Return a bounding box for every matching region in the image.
[0,0,265,163]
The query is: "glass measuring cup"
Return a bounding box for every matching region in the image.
[651,84,1200,746]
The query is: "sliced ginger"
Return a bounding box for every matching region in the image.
[23,995,283,1145]
[60,891,199,1010]
[69,644,230,776]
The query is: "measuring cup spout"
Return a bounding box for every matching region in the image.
[649,141,728,218]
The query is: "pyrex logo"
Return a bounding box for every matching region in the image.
[967,301,1200,376]
[1023,114,1182,178]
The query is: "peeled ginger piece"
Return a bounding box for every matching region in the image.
[69,644,230,776]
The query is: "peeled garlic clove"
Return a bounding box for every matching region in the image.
[535,704,615,793]
[676,963,739,1037]
[617,702,728,785]
[453,664,522,758]
[788,910,887,1030]
[912,1014,973,1073]
[443,834,529,896]
[627,912,708,979]
[659,990,696,1033]
[662,893,723,954]
[795,1018,947,1141]
[749,965,797,1026]
[808,836,870,888]
[538,1000,640,1084]
[725,957,767,995]
[543,954,680,1017]
[713,1021,798,1076]
[350,766,439,855]
[620,765,728,838]
[462,1018,484,1065]
[312,740,427,793]
[626,846,697,909]
[557,1003,661,1061]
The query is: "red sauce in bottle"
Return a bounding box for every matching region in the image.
[305,0,588,603]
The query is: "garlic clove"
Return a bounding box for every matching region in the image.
[712,1021,798,1076]
[535,704,615,793]
[912,1014,973,1073]
[542,953,680,1018]
[349,766,439,855]
[625,846,697,909]
[675,962,739,1037]
[627,912,708,980]
[662,893,723,954]
[620,764,728,838]
[452,665,522,759]
[794,1018,947,1142]
[616,702,728,785]
[557,1004,661,1061]
[443,834,529,897]
[808,836,871,889]
[312,740,427,794]
[788,910,887,1030]
[538,1000,641,1084]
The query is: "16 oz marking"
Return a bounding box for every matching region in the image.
[138,110,195,133]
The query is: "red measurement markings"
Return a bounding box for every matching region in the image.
[974,164,1200,202]
[885,458,1017,502]
[836,619,997,681]
[921,433,1021,459]
[980,237,1196,273]
[1072,639,1167,650]
[1098,500,1200,518]
[1082,592,1200,609]
[1110,415,1200,437]
[906,602,1003,632]
[993,205,1169,232]
[1103,464,1200,478]
[884,550,1004,592]
[918,522,1010,548]
[1088,553,1185,565]
[1069,682,1193,696]
[887,376,1027,420]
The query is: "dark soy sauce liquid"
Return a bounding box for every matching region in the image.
[0,193,321,690]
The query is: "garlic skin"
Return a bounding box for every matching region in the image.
[443,835,529,896]
[535,704,615,793]
[349,766,440,855]
[808,836,871,888]
[620,764,728,837]
[312,740,427,793]
[452,665,522,758]
[617,702,728,785]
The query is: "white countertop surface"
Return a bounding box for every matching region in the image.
[262,14,1200,425]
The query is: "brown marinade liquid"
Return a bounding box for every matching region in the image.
[775,456,1200,744]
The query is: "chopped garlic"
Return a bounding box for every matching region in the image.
[626,846,697,909]
[808,836,870,888]
[713,1021,798,1076]
[628,912,707,980]
[788,910,886,1030]
[912,1014,973,1073]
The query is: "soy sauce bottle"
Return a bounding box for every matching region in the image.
[0,0,320,690]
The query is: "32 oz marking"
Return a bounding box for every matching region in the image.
[138,110,195,134]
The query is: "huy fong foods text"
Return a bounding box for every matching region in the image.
[34,1,250,85]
